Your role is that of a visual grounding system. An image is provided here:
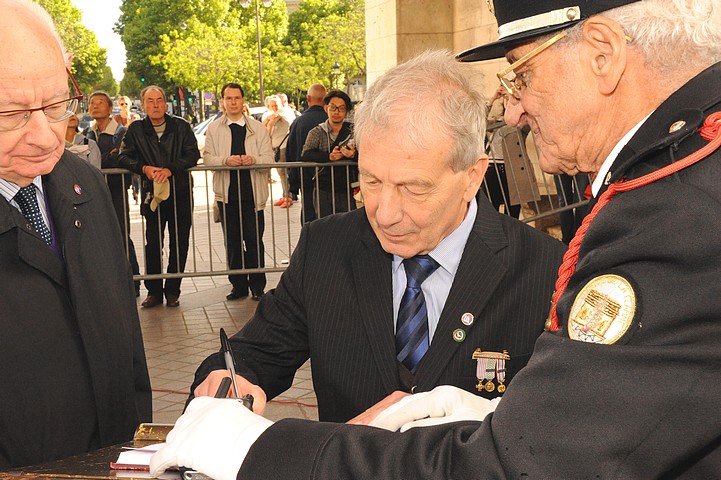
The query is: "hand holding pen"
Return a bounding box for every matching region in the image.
[219,328,254,410]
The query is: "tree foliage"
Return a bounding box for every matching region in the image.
[94,66,119,97]
[34,0,108,93]
[117,0,365,107]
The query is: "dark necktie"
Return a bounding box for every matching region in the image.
[396,255,440,374]
[15,185,53,245]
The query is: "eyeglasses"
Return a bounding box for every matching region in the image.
[327,104,347,113]
[0,67,84,132]
[497,30,568,100]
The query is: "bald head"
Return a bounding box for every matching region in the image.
[0,0,70,186]
[2,0,66,66]
[307,83,327,107]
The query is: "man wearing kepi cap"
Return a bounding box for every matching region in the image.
[151,1,721,478]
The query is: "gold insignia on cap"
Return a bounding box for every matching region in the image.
[486,0,495,16]
[568,274,636,344]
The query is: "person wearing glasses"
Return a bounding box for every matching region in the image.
[113,95,140,128]
[301,90,358,218]
[0,0,151,469]
[152,0,721,479]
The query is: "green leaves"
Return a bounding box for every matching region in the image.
[117,0,365,106]
[35,0,109,94]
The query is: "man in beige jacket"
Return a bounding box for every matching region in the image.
[203,83,274,301]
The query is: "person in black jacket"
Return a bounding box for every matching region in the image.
[300,90,358,218]
[119,86,200,308]
[286,83,328,223]
[0,0,151,468]
[86,91,141,296]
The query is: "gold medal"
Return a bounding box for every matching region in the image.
[484,380,495,393]
[498,384,506,393]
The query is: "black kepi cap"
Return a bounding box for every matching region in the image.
[457,0,640,62]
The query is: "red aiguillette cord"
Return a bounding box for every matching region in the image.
[549,112,721,332]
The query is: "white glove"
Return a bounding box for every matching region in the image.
[370,385,501,432]
[150,397,273,480]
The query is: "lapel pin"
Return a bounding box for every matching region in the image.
[461,312,474,326]
[73,184,82,195]
[452,329,466,343]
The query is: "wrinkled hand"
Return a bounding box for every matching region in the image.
[143,165,171,182]
[370,385,500,432]
[150,397,273,480]
[346,391,410,426]
[193,370,267,414]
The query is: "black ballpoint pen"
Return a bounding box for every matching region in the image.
[219,328,254,410]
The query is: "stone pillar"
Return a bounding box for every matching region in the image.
[366,0,509,98]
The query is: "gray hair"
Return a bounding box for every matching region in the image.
[354,50,487,173]
[563,0,721,73]
[140,85,166,103]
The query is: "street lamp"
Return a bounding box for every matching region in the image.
[331,61,341,90]
[239,0,273,101]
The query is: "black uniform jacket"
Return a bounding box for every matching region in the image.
[0,153,151,468]
[191,198,564,422]
[238,63,721,479]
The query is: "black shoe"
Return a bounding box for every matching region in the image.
[251,290,265,301]
[226,289,249,301]
[134,282,141,298]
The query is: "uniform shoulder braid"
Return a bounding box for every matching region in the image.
[548,112,721,332]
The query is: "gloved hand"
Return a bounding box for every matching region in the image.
[150,397,273,480]
[370,385,501,432]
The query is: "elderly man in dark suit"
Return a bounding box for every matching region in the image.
[153,0,721,478]
[152,46,565,479]
[0,0,151,469]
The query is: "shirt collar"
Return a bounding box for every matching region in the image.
[94,118,121,136]
[0,176,44,204]
[393,198,478,276]
[227,116,246,127]
[591,113,651,197]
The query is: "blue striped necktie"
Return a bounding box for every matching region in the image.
[396,255,440,374]
[15,185,53,246]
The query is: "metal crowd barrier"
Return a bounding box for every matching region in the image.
[103,131,589,283]
[102,161,358,283]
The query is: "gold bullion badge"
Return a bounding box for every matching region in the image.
[568,274,636,344]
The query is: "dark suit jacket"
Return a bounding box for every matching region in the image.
[239,63,721,480]
[192,198,564,422]
[0,153,152,468]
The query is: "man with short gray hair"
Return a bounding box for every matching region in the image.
[119,86,200,308]
[151,49,564,480]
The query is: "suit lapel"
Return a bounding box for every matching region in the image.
[350,217,398,392]
[416,200,509,389]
